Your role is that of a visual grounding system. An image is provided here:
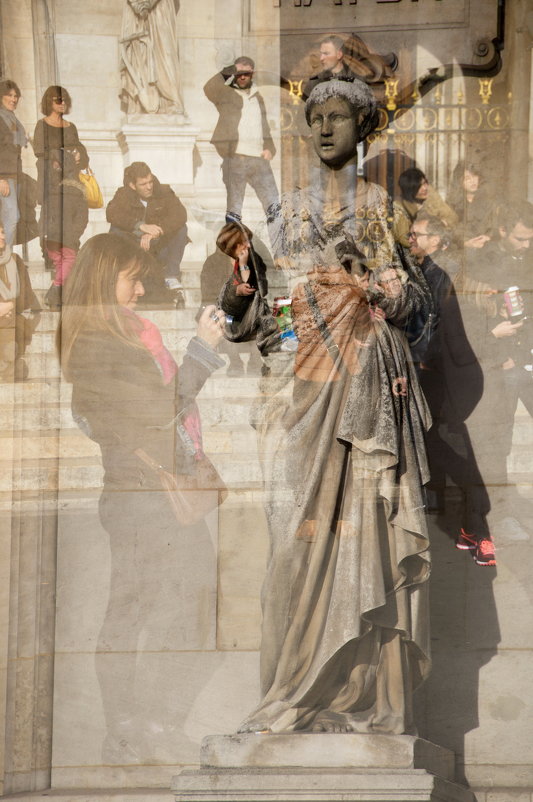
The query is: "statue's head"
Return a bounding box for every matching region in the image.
[305,80,379,169]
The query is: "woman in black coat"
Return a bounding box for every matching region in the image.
[33,85,88,202]
[33,85,90,275]
[43,149,88,309]
[60,233,225,760]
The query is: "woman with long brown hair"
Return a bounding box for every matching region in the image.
[446,160,495,249]
[59,232,225,759]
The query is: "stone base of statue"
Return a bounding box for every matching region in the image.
[171,733,474,802]
[116,116,200,187]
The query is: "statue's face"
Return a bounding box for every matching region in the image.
[309,96,359,169]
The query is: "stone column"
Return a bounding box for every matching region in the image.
[506,0,532,198]
[30,0,58,103]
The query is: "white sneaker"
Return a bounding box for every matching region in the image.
[165,277,183,291]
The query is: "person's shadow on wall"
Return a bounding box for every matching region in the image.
[414,491,500,790]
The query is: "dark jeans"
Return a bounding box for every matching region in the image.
[151,225,188,280]
[222,154,279,218]
[109,224,188,280]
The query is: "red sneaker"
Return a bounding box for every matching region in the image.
[456,528,477,550]
[473,538,496,566]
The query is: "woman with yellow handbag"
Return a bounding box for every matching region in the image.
[33,85,89,201]
[42,149,88,310]
[33,85,103,302]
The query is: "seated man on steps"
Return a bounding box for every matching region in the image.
[107,161,189,307]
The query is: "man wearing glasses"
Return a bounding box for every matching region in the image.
[405,213,453,365]
[204,57,279,226]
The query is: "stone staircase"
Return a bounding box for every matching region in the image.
[2,255,532,510]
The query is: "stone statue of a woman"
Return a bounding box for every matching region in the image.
[240,80,432,736]
[120,0,184,115]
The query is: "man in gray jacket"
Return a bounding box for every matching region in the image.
[204,56,279,225]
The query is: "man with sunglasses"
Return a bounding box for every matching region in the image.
[204,56,279,226]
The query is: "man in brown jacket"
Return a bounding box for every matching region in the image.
[204,57,279,225]
[107,162,188,301]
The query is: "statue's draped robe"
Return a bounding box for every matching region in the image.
[120,0,184,114]
[242,169,431,734]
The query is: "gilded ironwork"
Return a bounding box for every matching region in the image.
[487,107,510,129]
[478,77,494,104]
[384,78,399,111]
[393,108,415,131]
[287,79,303,104]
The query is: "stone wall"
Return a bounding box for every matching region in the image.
[0,1,532,801]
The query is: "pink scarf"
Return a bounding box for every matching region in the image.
[136,314,177,385]
[121,307,176,384]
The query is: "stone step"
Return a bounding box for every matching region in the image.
[27,260,205,290]
[1,420,260,461]
[0,395,258,432]
[26,327,198,358]
[33,288,203,312]
[2,425,528,495]
[28,260,287,304]
[0,372,265,409]
[0,448,262,493]
[13,379,530,427]
[31,307,203,332]
[0,403,264,493]
[1,791,173,802]
[0,431,528,496]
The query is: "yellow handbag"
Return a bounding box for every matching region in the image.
[79,167,104,209]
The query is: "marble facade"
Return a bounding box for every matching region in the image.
[0,1,532,801]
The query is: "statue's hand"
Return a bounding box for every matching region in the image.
[392,377,407,397]
[129,0,158,17]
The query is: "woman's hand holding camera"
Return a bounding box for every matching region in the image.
[197,305,225,348]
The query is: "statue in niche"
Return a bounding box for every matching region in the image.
[240,80,433,735]
[120,0,184,115]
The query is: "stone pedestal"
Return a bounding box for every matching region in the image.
[116,116,200,187]
[171,734,475,802]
